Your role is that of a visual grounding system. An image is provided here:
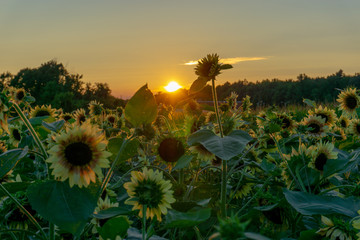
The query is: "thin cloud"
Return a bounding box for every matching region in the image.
[184,57,267,65]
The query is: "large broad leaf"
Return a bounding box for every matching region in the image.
[98,216,130,240]
[284,189,360,218]
[164,208,211,228]
[42,120,65,132]
[107,137,139,164]
[27,180,98,236]
[0,147,28,179]
[187,129,252,160]
[173,155,193,171]
[189,77,208,94]
[124,84,157,127]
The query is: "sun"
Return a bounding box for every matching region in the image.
[164,81,182,92]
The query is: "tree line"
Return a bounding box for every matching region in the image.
[0,60,126,112]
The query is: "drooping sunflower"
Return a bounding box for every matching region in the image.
[337,87,359,116]
[308,105,337,126]
[308,141,338,173]
[74,108,87,125]
[349,119,360,137]
[189,143,215,163]
[88,100,103,116]
[123,167,176,221]
[30,105,57,118]
[230,174,255,199]
[47,123,111,188]
[301,115,327,138]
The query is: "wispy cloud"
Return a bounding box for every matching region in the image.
[184,57,267,65]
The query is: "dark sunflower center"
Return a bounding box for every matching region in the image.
[35,110,51,117]
[135,179,163,207]
[315,153,328,171]
[317,113,328,123]
[78,115,86,123]
[158,138,184,162]
[266,138,275,147]
[12,129,21,141]
[345,96,357,110]
[107,116,115,123]
[308,123,320,133]
[64,142,92,166]
[356,124,360,134]
[63,115,72,121]
[281,117,291,128]
[16,91,25,101]
[340,119,347,128]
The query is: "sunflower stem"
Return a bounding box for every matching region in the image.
[10,102,48,159]
[49,222,55,240]
[142,204,147,240]
[0,183,48,240]
[210,78,227,218]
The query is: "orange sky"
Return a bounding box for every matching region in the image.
[1,1,360,98]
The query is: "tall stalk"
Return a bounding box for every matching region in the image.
[210,78,227,218]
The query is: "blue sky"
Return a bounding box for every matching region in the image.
[1,0,360,98]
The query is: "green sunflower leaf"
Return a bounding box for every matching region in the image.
[27,180,98,236]
[0,182,31,198]
[187,129,252,160]
[220,64,233,70]
[284,189,360,218]
[124,84,157,127]
[303,98,316,108]
[42,119,65,132]
[189,77,208,94]
[98,216,131,239]
[107,137,139,164]
[93,207,131,219]
[164,208,211,228]
[173,155,193,171]
[0,147,28,179]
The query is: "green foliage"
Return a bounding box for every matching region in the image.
[164,208,211,228]
[0,147,28,179]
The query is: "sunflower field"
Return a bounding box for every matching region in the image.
[2,54,360,240]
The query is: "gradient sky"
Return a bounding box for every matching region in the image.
[1,0,360,98]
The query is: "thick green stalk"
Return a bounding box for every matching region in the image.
[142,204,147,240]
[11,102,48,159]
[210,78,227,218]
[0,184,47,240]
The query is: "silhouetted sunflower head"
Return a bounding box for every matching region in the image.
[30,105,57,118]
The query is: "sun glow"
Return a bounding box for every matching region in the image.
[164,81,182,92]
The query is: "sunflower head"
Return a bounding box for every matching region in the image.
[61,113,74,122]
[317,216,357,239]
[225,92,239,110]
[301,115,327,138]
[308,141,338,172]
[88,100,103,116]
[10,88,27,103]
[47,123,111,188]
[349,119,360,137]
[30,105,57,118]
[9,124,23,147]
[338,115,350,128]
[189,143,215,163]
[337,87,359,116]
[308,105,337,126]
[105,114,116,125]
[123,167,175,221]
[74,108,87,125]
[195,53,223,79]
[157,137,185,163]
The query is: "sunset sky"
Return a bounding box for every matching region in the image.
[1,0,360,98]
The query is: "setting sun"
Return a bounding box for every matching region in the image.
[164,81,182,92]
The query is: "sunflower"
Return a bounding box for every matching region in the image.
[47,123,111,188]
[240,95,253,117]
[317,216,356,240]
[349,119,360,137]
[308,141,338,172]
[74,108,87,125]
[60,112,73,122]
[30,105,57,118]
[308,105,337,126]
[11,88,27,103]
[157,137,185,164]
[338,115,350,128]
[230,174,255,199]
[123,167,175,221]
[91,196,119,233]
[277,112,296,131]
[301,115,327,138]
[88,100,103,116]
[9,124,23,147]
[225,92,239,110]
[189,143,215,163]
[337,87,359,116]
[195,53,223,79]
[105,114,116,125]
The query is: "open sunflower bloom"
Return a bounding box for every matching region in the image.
[124,167,175,221]
[47,123,111,188]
